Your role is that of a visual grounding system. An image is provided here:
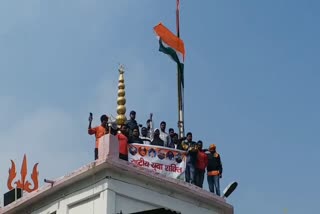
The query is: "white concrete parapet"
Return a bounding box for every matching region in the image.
[98,134,119,160]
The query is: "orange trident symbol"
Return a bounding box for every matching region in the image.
[7,154,39,193]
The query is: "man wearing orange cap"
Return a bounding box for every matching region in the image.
[207,144,223,196]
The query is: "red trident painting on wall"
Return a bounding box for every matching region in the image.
[7,154,39,193]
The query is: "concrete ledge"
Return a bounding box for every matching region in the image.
[1,134,233,214]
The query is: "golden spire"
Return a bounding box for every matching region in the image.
[116,65,127,126]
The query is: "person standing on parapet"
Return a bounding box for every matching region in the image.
[207,144,223,196]
[118,124,129,161]
[195,141,208,188]
[88,113,109,160]
[125,110,139,137]
[182,132,198,184]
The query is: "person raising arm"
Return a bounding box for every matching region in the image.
[88,113,109,160]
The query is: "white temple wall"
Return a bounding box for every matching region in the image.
[26,170,223,214]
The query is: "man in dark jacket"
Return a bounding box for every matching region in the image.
[182,132,198,184]
[195,141,208,188]
[206,144,223,196]
[128,126,144,144]
[167,128,176,148]
[174,135,186,150]
[125,110,138,137]
[151,129,164,146]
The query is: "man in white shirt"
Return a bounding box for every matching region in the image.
[159,121,171,147]
[140,127,151,145]
[146,113,154,141]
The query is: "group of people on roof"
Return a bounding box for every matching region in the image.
[87,111,223,196]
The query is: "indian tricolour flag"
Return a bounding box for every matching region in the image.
[154,23,186,87]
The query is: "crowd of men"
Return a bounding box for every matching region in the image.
[88,111,223,196]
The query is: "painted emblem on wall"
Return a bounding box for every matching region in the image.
[7,154,39,193]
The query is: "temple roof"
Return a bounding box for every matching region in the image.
[1,154,233,214]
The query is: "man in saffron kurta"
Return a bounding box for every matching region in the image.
[88,114,109,160]
[118,125,129,161]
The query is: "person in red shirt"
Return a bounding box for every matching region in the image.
[88,113,109,160]
[118,125,129,161]
[195,140,208,188]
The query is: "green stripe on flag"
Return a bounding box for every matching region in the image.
[159,39,184,87]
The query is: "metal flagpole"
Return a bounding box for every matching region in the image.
[176,0,185,138]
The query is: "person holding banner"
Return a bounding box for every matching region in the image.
[182,132,198,184]
[88,113,109,160]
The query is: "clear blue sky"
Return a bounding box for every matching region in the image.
[0,1,319,213]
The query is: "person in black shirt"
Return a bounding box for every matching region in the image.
[182,132,198,184]
[126,110,138,137]
[168,128,177,148]
[151,129,164,146]
[206,144,223,196]
[175,135,186,150]
[128,126,143,144]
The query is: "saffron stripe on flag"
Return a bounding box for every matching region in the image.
[154,23,185,60]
